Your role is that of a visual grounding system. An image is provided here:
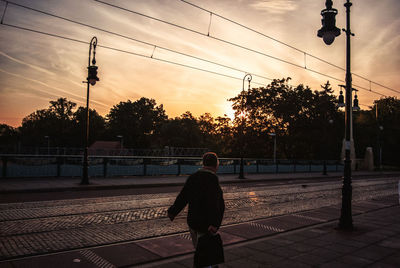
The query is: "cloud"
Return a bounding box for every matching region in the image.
[250,0,298,14]
[0,68,109,108]
[0,50,55,76]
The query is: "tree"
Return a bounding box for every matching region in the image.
[159,112,203,148]
[73,107,106,147]
[370,97,400,166]
[0,124,19,153]
[228,79,342,159]
[107,97,167,148]
[19,98,78,147]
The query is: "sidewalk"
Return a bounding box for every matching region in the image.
[1,195,398,267]
[0,171,397,193]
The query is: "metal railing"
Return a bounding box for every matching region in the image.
[0,154,343,178]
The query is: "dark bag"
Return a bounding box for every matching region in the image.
[194,233,224,267]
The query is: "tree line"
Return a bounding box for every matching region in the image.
[1,78,399,166]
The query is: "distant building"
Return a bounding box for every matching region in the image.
[89,141,123,155]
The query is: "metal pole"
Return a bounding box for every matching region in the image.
[82,79,90,185]
[239,74,252,179]
[273,135,276,164]
[81,37,97,185]
[339,0,353,230]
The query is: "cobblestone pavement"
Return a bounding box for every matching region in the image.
[0,177,398,260]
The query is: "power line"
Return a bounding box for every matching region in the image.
[179,0,400,96]
[94,0,399,97]
[0,23,267,88]
[0,23,384,114]
[1,0,273,84]
[1,0,391,97]
[0,0,390,98]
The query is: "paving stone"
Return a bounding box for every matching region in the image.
[177,256,195,268]
[366,262,399,268]
[319,261,349,268]
[153,261,187,268]
[11,252,98,268]
[266,237,295,246]
[285,242,318,253]
[92,242,160,266]
[247,251,284,265]
[339,255,375,267]
[224,257,265,268]
[265,246,303,259]
[322,242,358,254]
[290,253,329,266]
[378,237,400,249]
[379,252,400,266]
[0,180,398,265]
[223,251,243,262]
[302,237,333,247]
[272,259,312,268]
[241,240,276,253]
[135,235,194,258]
[0,262,13,268]
[352,245,396,261]
[222,223,276,239]
[224,246,257,258]
[336,238,369,248]
[219,231,246,245]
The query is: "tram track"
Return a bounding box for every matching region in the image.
[0,177,398,260]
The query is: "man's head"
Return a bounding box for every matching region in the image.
[202,152,219,171]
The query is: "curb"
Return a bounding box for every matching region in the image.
[1,172,398,195]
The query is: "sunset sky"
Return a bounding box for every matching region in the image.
[0,0,399,127]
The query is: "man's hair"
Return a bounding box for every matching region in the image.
[202,152,218,167]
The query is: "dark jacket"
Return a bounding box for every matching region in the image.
[168,169,225,233]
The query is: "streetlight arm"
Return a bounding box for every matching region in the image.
[88,37,98,66]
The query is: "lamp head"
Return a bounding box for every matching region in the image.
[337,90,345,107]
[317,3,341,45]
[88,65,99,86]
[353,94,360,111]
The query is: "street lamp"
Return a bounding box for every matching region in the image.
[81,36,99,185]
[317,0,341,45]
[318,0,354,230]
[239,73,252,179]
[117,135,123,152]
[375,104,383,171]
[268,133,276,164]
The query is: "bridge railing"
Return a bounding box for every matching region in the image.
[0,155,343,178]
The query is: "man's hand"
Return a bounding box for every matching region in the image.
[208,225,218,234]
[167,212,175,221]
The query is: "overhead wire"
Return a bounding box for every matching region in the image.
[0,23,267,88]
[0,0,273,83]
[179,0,400,96]
[0,24,378,111]
[0,0,393,99]
[93,0,398,97]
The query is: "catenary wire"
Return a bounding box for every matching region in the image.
[179,0,400,96]
[0,0,390,98]
[0,23,267,88]
[0,0,273,83]
[0,23,378,110]
[93,0,399,96]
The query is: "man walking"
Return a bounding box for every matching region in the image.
[168,152,225,265]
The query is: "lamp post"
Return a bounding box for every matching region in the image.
[318,0,354,230]
[268,133,276,164]
[81,37,99,185]
[239,73,252,179]
[117,135,123,152]
[375,104,383,171]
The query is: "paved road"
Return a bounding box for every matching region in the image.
[0,176,398,261]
